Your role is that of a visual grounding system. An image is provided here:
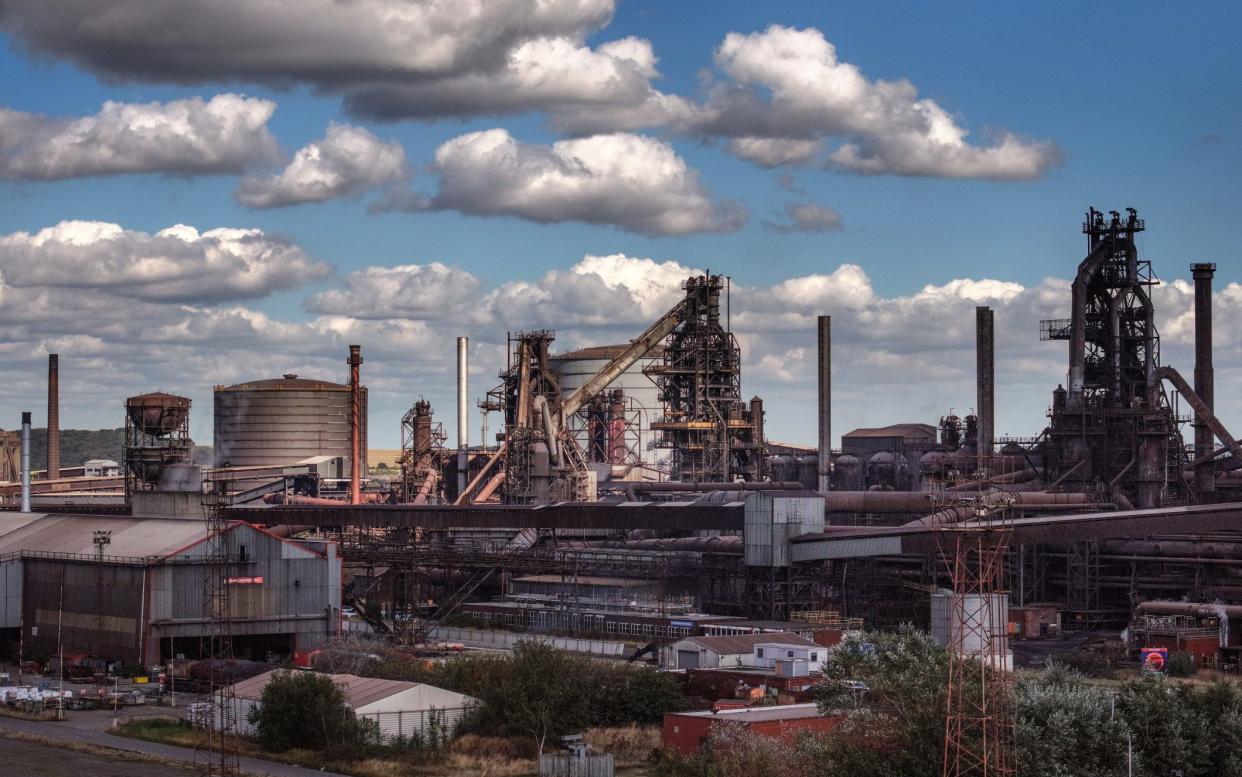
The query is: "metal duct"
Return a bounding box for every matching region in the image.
[1193,262,1216,495]
[46,354,59,481]
[817,315,831,492]
[975,307,994,467]
[20,412,31,513]
[457,336,468,496]
[348,344,363,505]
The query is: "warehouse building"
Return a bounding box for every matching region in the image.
[0,514,340,666]
[226,670,478,743]
[660,632,824,671]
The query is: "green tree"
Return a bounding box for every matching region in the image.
[487,641,590,753]
[814,624,949,775]
[248,670,365,752]
[1016,667,1128,777]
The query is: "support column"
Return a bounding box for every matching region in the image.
[457,336,469,497]
[1192,263,1216,496]
[817,316,831,492]
[47,354,59,481]
[975,307,995,472]
[348,345,363,505]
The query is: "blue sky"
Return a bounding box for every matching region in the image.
[1,1,1239,448]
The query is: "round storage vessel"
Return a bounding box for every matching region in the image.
[213,374,367,468]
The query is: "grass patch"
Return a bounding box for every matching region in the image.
[113,720,659,777]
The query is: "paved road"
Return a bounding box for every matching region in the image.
[0,714,353,777]
[0,735,197,777]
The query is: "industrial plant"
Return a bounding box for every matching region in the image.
[0,207,1237,771]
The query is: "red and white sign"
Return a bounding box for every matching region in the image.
[226,576,264,585]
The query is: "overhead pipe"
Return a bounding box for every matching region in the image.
[1159,366,1238,454]
[1192,263,1217,495]
[818,315,832,492]
[621,480,804,493]
[46,354,59,481]
[20,412,31,513]
[348,345,363,505]
[456,336,470,499]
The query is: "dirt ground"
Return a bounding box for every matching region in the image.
[0,735,197,777]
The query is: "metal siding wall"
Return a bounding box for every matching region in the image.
[23,560,144,664]
[0,559,21,628]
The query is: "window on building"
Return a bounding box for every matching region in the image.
[787,650,794,658]
[757,648,765,658]
[811,652,818,661]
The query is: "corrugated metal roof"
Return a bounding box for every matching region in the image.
[682,631,819,654]
[231,670,457,709]
[0,512,48,540]
[217,376,348,391]
[670,703,821,722]
[842,423,936,440]
[0,514,211,558]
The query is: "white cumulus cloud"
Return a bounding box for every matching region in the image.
[236,123,407,208]
[0,220,329,303]
[764,202,844,233]
[0,94,278,180]
[408,129,744,235]
[692,26,1061,179]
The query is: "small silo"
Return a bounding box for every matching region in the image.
[549,345,666,473]
[831,454,863,491]
[213,374,366,469]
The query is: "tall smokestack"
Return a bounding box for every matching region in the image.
[348,345,363,505]
[46,353,59,481]
[20,412,31,513]
[976,306,995,470]
[1192,262,1216,496]
[817,316,831,492]
[457,336,469,496]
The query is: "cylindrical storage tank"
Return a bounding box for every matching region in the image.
[549,345,666,472]
[796,455,818,490]
[831,454,863,491]
[213,374,367,468]
[767,455,797,483]
[867,451,897,490]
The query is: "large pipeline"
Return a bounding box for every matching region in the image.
[820,490,1090,514]
[559,536,743,553]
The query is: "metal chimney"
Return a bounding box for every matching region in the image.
[348,345,363,505]
[20,412,31,513]
[976,306,995,471]
[817,316,831,492]
[47,353,59,481]
[1192,263,1216,495]
[457,336,469,496]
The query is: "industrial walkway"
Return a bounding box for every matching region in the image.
[0,714,352,777]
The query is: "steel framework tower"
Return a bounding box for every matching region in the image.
[938,503,1015,777]
[645,275,763,482]
[1041,208,1189,507]
[197,476,240,777]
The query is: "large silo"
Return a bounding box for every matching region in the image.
[549,345,667,475]
[213,374,367,469]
